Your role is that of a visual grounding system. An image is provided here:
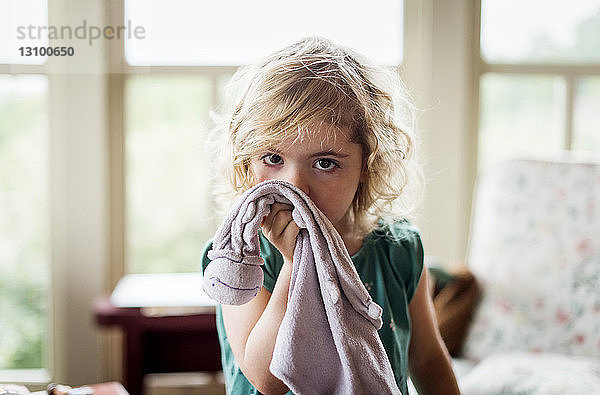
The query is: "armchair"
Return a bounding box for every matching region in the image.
[456,156,600,394]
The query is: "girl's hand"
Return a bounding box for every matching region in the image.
[261,202,300,263]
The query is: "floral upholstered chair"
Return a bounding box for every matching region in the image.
[456,156,600,394]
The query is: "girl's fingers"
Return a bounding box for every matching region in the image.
[262,203,293,234]
[261,203,299,262]
[281,220,300,244]
[270,208,294,238]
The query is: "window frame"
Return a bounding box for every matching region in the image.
[474,0,600,167]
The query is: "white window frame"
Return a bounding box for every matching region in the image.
[474,0,600,159]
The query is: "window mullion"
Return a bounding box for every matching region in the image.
[564,74,575,151]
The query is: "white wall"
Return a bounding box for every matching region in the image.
[404,0,478,265]
[48,0,109,385]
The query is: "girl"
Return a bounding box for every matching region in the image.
[202,36,460,394]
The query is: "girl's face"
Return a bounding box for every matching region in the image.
[250,125,364,235]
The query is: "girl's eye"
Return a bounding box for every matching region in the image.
[260,153,283,165]
[314,158,339,171]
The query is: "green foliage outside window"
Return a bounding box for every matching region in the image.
[0,75,49,370]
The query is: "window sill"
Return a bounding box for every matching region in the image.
[0,369,51,388]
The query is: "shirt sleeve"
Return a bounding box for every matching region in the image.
[200,240,213,275]
[405,229,424,303]
[387,221,425,303]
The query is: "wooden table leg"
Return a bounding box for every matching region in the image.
[123,327,144,395]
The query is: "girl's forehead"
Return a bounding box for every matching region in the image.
[265,126,362,159]
[276,124,353,150]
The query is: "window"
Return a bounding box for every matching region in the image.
[478,74,565,166]
[477,0,600,170]
[125,75,215,273]
[0,76,50,371]
[0,0,50,376]
[573,76,600,151]
[121,0,405,274]
[481,0,600,64]
[124,0,403,66]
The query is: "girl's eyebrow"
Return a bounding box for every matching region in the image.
[264,148,349,158]
[309,150,349,158]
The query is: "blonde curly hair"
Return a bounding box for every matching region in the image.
[209,36,422,233]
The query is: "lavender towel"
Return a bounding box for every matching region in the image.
[203,180,400,394]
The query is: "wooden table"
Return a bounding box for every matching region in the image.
[93,296,221,395]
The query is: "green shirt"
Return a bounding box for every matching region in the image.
[201,220,423,395]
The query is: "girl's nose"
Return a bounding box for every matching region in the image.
[285,168,310,197]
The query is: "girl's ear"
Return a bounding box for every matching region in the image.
[360,159,368,182]
[360,168,367,182]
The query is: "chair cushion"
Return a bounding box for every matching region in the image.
[462,158,600,360]
[460,352,600,395]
